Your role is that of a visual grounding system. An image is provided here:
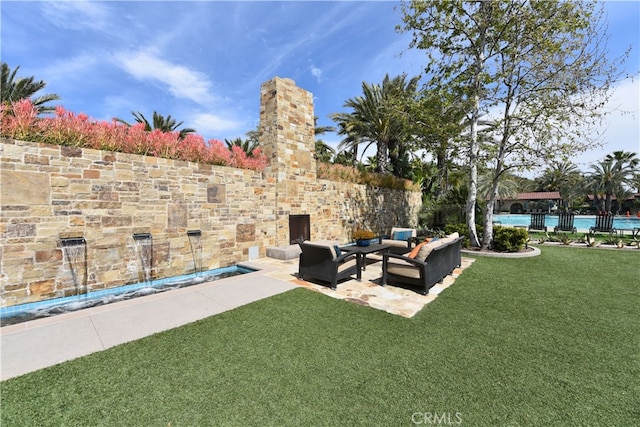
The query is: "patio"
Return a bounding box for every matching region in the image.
[253,254,476,318]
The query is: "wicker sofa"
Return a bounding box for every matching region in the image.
[381,233,464,295]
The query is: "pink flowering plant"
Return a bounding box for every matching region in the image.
[0,100,267,171]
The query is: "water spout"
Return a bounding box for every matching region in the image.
[60,237,88,295]
[187,230,202,275]
[133,233,153,283]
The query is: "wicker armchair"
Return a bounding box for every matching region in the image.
[298,241,360,290]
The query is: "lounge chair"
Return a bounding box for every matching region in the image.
[298,241,360,290]
[554,213,577,234]
[380,227,417,250]
[381,233,464,295]
[589,213,615,235]
[528,213,547,232]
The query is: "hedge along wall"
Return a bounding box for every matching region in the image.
[0,77,421,308]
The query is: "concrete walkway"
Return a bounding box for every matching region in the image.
[0,260,297,381]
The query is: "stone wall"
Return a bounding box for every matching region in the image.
[0,77,421,308]
[0,139,275,306]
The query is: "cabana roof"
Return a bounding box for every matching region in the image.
[498,191,561,201]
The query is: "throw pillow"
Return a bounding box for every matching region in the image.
[393,230,412,241]
[416,239,445,259]
[407,241,427,258]
[333,245,342,257]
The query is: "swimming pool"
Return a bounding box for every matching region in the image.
[0,265,256,326]
[493,214,640,231]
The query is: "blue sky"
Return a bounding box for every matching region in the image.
[2,0,638,173]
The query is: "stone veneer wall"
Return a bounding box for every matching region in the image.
[0,138,275,306]
[0,77,421,308]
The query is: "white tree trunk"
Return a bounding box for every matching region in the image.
[466,104,480,248]
[483,189,499,250]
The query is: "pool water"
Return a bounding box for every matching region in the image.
[493,214,640,231]
[0,265,256,326]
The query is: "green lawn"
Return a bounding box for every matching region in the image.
[1,246,638,426]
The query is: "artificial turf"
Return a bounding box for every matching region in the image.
[1,246,638,426]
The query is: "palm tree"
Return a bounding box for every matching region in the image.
[224,137,259,156]
[314,116,335,136]
[114,111,195,139]
[605,151,639,180]
[409,158,439,196]
[1,62,60,113]
[333,149,357,167]
[632,173,640,194]
[332,113,366,168]
[314,139,335,163]
[312,116,336,163]
[603,151,639,213]
[536,161,585,209]
[589,152,637,213]
[331,73,419,175]
[478,171,519,208]
[405,89,466,195]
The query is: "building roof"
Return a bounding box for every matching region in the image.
[498,191,561,201]
[517,191,561,200]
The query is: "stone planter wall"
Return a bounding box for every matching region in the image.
[0,77,421,308]
[0,138,275,306]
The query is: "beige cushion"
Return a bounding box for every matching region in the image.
[387,259,421,279]
[304,242,339,259]
[308,240,341,247]
[337,259,357,272]
[438,232,460,245]
[380,239,409,248]
[416,239,445,260]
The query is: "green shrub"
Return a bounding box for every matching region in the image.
[443,223,484,247]
[443,223,467,236]
[491,226,528,252]
[444,223,484,236]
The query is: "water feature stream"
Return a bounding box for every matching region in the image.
[0,265,256,326]
[60,237,88,295]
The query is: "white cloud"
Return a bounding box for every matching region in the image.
[117,51,216,107]
[310,66,323,82]
[41,54,100,84]
[572,78,640,168]
[189,113,243,140]
[41,0,110,31]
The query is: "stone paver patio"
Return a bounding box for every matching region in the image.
[251,255,476,318]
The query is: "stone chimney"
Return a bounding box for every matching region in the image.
[259,77,316,246]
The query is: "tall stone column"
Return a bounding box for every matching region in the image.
[259,77,316,246]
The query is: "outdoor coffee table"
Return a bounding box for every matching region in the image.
[340,243,392,271]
